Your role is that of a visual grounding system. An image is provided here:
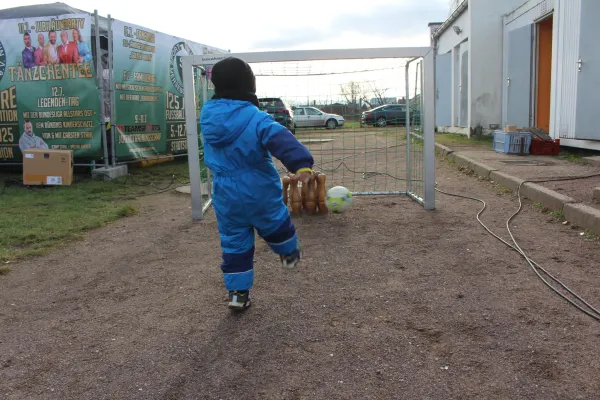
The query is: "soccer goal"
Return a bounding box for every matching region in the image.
[182,48,435,220]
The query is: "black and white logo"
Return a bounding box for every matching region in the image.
[169,42,193,95]
[0,40,6,84]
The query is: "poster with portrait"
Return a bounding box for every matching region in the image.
[0,14,103,162]
[112,20,226,160]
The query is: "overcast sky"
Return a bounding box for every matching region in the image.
[1,0,450,103]
[1,0,449,52]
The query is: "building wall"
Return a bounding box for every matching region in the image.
[503,0,553,30]
[502,0,556,129]
[437,9,470,55]
[435,0,525,133]
[436,5,469,131]
[458,40,469,127]
[435,0,598,148]
[500,0,600,149]
[501,0,583,141]
[469,0,525,132]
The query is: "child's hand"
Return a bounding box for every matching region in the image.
[294,171,312,184]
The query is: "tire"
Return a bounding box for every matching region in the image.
[376,117,387,127]
[326,119,338,130]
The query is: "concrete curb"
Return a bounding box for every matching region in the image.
[564,203,600,234]
[435,142,600,236]
[489,171,525,193]
[453,154,498,179]
[434,143,453,157]
[520,183,577,211]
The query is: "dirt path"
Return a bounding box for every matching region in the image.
[1,160,599,400]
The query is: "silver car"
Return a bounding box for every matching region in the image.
[293,107,345,129]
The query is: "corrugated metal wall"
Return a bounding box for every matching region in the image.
[573,0,600,141]
[554,0,581,139]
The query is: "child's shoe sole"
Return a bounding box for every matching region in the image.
[228,291,251,311]
[280,242,303,269]
[228,300,251,311]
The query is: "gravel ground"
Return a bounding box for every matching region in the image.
[1,158,599,400]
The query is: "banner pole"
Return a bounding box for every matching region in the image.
[94,10,109,170]
[202,68,212,200]
[107,14,116,167]
[182,58,204,220]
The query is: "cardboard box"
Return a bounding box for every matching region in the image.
[23,149,73,186]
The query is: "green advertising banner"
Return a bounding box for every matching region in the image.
[112,20,224,160]
[0,14,103,162]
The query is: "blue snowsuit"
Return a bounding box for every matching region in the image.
[200,99,314,291]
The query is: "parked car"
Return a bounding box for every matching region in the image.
[360,104,420,127]
[258,97,295,134]
[293,106,345,129]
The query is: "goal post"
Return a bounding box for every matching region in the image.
[182,47,436,220]
[423,50,436,210]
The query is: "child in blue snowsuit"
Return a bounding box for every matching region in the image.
[200,57,314,311]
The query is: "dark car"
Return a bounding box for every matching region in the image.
[360,104,421,127]
[258,97,296,134]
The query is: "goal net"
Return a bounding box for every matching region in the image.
[183,49,434,220]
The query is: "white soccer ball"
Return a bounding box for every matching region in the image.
[326,186,353,213]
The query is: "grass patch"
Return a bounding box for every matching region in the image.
[435,133,494,148]
[341,121,361,129]
[0,158,197,265]
[492,183,512,195]
[0,265,11,275]
[556,151,589,165]
[295,121,361,132]
[116,204,139,218]
[583,230,599,242]
[443,155,456,165]
[534,202,566,222]
[550,209,565,222]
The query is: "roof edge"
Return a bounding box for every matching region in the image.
[432,0,468,39]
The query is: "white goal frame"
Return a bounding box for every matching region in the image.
[182,47,436,220]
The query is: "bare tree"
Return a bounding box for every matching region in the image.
[367,81,390,106]
[340,80,394,108]
[339,81,363,106]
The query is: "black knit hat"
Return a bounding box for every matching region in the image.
[211,57,256,96]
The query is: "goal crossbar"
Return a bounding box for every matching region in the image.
[182,47,436,220]
[186,47,431,65]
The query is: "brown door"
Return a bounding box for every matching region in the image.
[536,17,553,133]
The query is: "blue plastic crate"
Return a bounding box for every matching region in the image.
[492,131,532,154]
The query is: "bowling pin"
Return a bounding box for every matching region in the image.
[316,173,328,214]
[282,176,291,206]
[290,177,302,216]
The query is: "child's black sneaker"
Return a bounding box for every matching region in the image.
[228,290,251,311]
[280,242,303,269]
